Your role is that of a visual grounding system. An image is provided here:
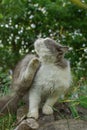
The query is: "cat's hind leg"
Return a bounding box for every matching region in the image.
[22,57,40,82]
[14,58,40,97]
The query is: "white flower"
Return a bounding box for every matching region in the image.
[1,24,4,27]
[50,33,53,37]
[18,30,23,34]
[29,15,34,19]
[24,45,26,48]
[79,57,82,61]
[26,49,29,53]
[72,35,75,39]
[15,39,17,43]
[0,43,3,47]
[21,41,24,45]
[77,62,81,66]
[34,4,39,7]
[83,43,86,47]
[21,27,24,30]
[11,33,13,37]
[69,47,73,51]
[28,11,31,15]
[79,33,82,36]
[26,42,28,45]
[15,24,18,28]
[31,24,36,28]
[9,41,11,44]
[9,22,12,26]
[84,48,87,53]
[49,29,52,33]
[41,7,46,14]
[26,26,31,30]
[32,50,35,53]
[9,18,12,25]
[61,34,65,39]
[38,7,46,14]
[19,49,22,54]
[63,3,66,7]
[9,36,12,40]
[16,36,20,40]
[5,24,9,28]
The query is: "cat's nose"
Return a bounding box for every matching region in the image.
[34,38,44,45]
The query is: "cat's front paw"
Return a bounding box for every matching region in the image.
[27,111,39,120]
[42,105,53,115]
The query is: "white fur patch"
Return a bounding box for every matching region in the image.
[30,62,71,97]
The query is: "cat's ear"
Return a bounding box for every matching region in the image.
[61,46,69,53]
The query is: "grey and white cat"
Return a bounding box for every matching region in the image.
[27,38,71,119]
[0,37,71,117]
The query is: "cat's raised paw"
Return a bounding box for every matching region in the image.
[30,58,40,68]
[42,105,53,115]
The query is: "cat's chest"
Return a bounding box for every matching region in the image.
[33,64,71,89]
[37,65,61,81]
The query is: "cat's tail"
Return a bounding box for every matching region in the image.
[0,93,20,115]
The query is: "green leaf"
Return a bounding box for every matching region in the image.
[69,103,79,118]
[0,14,3,19]
[79,96,87,108]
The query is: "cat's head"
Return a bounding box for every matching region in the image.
[34,38,68,62]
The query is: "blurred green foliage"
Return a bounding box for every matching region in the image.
[0,67,11,96]
[0,113,16,129]
[0,0,87,76]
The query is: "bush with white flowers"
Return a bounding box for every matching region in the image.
[0,0,87,77]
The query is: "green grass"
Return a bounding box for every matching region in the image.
[58,74,87,120]
[0,114,16,130]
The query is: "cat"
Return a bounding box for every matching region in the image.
[0,37,71,117]
[27,38,72,119]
